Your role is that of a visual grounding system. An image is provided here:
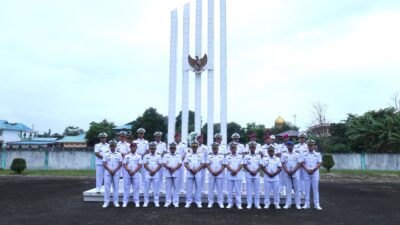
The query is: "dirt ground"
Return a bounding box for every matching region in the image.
[0,176,399,225]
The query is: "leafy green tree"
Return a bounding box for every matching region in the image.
[175,110,195,134]
[85,119,116,146]
[63,126,84,136]
[131,107,168,141]
[346,107,400,153]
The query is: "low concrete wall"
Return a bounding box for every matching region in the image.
[1,148,399,171]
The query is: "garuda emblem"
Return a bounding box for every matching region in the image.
[188,54,208,73]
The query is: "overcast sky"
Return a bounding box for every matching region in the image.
[1,0,399,134]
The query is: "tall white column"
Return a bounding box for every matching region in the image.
[168,9,178,144]
[182,3,190,144]
[207,0,215,145]
[194,0,202,134]
[220,0,228,145]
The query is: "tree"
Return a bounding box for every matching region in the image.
[85,119,116,146]
[310,101,328,126]
[131,107,168,141]
[63,126,84,136]
[175,110,195,134]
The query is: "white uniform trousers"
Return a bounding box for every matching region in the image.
[246,177,260,206]
[158,168,165,191]
[285,175,301,206]
[300,168,306,194]
[208,176,224,204]
[165,177,181,205]
[227,179,242,205]
[279,171,286,193]
[186,174,203,204]
[96,165,104,191]
[264,181,279,205]
[144,176,160,204]
[104,174,120,203]
[304,173,320,206]
[179,167,185,192]
[123,176,140,204]
[140,168,146,192]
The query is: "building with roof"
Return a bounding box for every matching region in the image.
[7,137,58,149]
[56,133,87,148]
[308,123,331,137]
[113,123,133,133]
[0,120,37,145]
[275,130,300,138]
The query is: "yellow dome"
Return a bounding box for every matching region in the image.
[275,116,285,126]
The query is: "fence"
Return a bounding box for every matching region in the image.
[1,148,399,171]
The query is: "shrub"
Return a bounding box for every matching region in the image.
[322,154,335,172]
[10,158,27,174]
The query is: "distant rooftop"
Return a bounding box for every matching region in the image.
[275,130,300,137]
[7,141,55,145]
[56,134,86,143]
[32,137,58,142]
[0,120,33,131]
[113,124,132,130]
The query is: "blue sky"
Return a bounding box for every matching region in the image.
[1,0,399,134]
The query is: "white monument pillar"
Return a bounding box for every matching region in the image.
[207,0,215,145]
[182,3,190,144]
[167,9,178,144]
[194,0,202,134]
[220,0,228,145]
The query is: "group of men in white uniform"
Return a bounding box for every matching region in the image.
[94,128,323,210]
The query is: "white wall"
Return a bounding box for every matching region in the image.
[1,130,21,143]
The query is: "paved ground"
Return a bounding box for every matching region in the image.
[0,176,399,225]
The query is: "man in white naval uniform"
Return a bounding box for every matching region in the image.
[281,141,302,209]
[206,142,226,209]
[154,131,167,191]
[94,132,109,193]
[122,143,142,208]
[143,142,162,207]
[261,145,282,209]
[295,132,308,195]
[163,142,182,208]
[184,142,205,208]
[117,131,131,179]
[276,134,289,195]
[302,140,323,210]
[243,141,262,209]
[196,134,209,194]
[174,133,187,193]
[102,140,122,208]
[230,133,245,155]
[245,133,262,155]
[260,135,274,158]
[133,128,149,192]
[225,142,244,209]
[214,133,227,155]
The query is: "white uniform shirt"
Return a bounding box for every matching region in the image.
[163,152,182,177]
[117,141,130,156]
[302,151,322,176]
[175,142,187,159]
[275,143,288,155]
[243,153,262,179]
[260,144,274,158]
[245,142,261,155]
[218,143,228,155]
[103,151,123,176]
[155,141,167,156]
[281,152,302,178]
[133,138,149,156]
[229,142,245,155]
[123,152,142,178]
[143,153,162,178]
[206,153,225,179]
[184,152,205,178]
[94,142,109,165]
[225,154,244,180]
[294,143,308,154]
[198,144,209,161]
[262,156,282,182]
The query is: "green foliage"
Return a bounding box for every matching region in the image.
[346,108,400,153]
[131,107,168,141]
[175,110,195,134]
[10,158,27,174]
[85,119,116,146]
[322,154,335,172]
[63,126,85,136]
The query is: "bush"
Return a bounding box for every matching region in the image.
[10,158,27,174]
[331,144,352,153]
[322,154,335,172]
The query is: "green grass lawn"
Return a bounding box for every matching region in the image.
[0,169,95,176]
